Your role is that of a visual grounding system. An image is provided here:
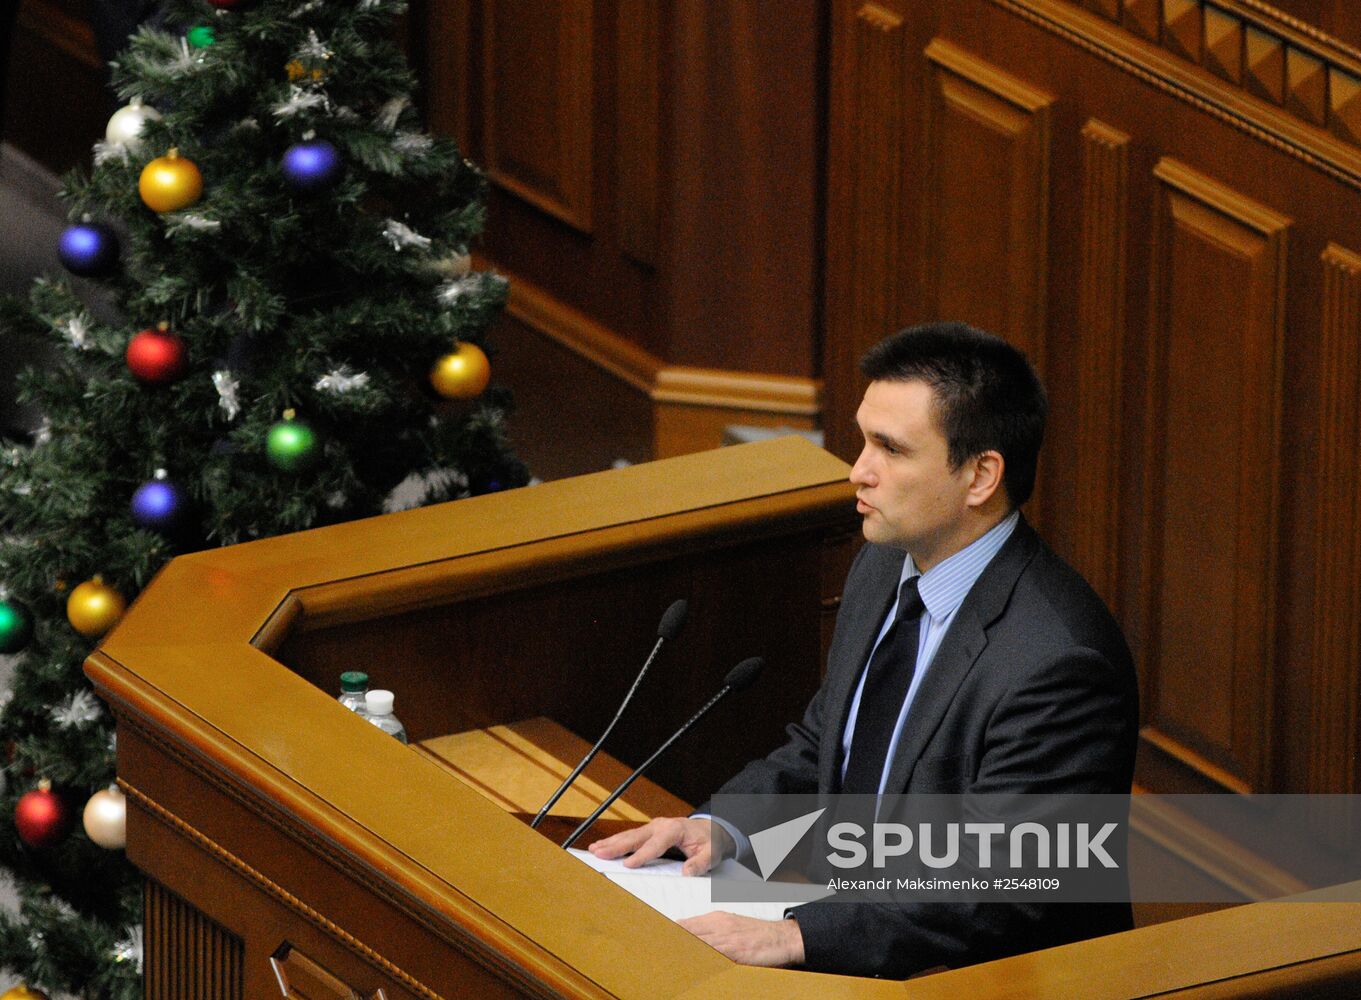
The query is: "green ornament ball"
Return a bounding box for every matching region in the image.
[187,25,216,48]
[266,412,320,472]
[0,598,34,655]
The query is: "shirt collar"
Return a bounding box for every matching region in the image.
[900,510,1020,620]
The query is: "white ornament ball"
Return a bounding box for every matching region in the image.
[82,785,127,849]
[105,100,163,150]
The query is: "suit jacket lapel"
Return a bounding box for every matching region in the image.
[883,517,1041,793]
[820,546,903,791]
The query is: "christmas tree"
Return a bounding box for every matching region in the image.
[0,0,527,994]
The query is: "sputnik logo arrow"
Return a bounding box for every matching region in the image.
[748,808,826,881]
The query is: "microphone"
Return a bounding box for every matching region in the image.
[529,599,689,829]
[561,656,764,849]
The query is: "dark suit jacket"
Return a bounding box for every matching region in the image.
[705,516,1139,978]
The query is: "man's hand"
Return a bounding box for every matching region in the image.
[588,816,727,876]
[678,912,805,967]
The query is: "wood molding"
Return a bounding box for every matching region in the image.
[482,0,594,232]
[989,0,1361,189]
[652,367,819,416]
[1139,157,1290,794]
[1072,118,1130,612]
[1129,792,1311,901]
[15,0,99,69]
[922,38,1054,370]
[498,264,658,394]
[505,275,822,414]
[1225,0,1361,61]
[1310,242,1361,794]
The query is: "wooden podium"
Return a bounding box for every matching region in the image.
[86,438,1361,998]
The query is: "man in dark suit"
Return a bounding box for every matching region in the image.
[589,322,1139,976]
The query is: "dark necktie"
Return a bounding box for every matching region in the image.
[841,577,927,794]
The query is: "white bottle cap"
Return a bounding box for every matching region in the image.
[365,690,395,715]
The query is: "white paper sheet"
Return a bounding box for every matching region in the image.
[568,849,828,922]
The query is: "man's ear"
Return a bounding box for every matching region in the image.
[965,451,1005,508]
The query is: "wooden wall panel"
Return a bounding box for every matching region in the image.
[922,39,1054,369]
[1071,119,1131,612]
[614,0,660,267]
[1139,159,1289,794]
[427,2,826,469]
[1308,243,1361,794]
[823,2,908,459]
[481,0,593,232]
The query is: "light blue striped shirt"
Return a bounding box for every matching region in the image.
[839,510,1019,795]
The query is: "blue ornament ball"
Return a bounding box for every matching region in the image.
[57,223,119,277]
[281,139,343,193]
[131,478,185,530]
[470,476,506,496]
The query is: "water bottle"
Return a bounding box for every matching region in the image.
[338,671,369,716]
[365,690,408,744]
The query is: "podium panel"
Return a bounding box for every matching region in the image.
[87,439,1361,997]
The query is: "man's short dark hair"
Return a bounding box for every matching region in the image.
[860,322,1047,508]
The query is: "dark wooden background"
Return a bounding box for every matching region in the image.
[5,0,1361,802]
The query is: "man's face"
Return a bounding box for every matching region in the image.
[850,379,977,568]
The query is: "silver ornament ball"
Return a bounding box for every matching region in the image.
[105,100,162,149]
[82,785,127,849]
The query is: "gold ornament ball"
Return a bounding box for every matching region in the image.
[1,986,51,1000]
[429,342,491,399]
[66,577,127,638]
[83,785,127,849]
[138,148,203,213]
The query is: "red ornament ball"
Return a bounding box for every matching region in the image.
[126,326,188,385]
[15,782,73,850]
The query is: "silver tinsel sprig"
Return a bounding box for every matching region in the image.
[63,314,93,350]
[290,0,324,16]
[212,370,241,421]
[51,689,103,728]
[436,273,502,307]
[383,468,467,513]
[33,418,53,446]
[273,86,330,120]
[382,219,431,252]
[393,132,433,155]
[0,690,14,713]
[296,28,333,62]
[160,37,199,78]
[114,924,144,974]
[314,368,371,394]
[93,140,132,166]
[375,96,409,132]
[165,213,222,235]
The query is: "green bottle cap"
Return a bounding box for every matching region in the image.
[340,671,369,692]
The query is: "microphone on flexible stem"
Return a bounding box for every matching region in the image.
[529,599,689,830]
[561,656,764,850]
